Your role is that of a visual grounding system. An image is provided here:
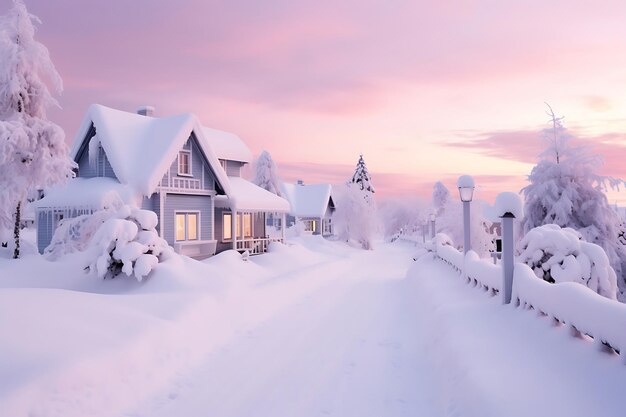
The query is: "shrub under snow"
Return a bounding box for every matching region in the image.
[46,205,172,281]
[517,224,617,300]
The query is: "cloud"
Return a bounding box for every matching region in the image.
[443,128,626,180]
[443,129,543,164]
[583,96,613,112]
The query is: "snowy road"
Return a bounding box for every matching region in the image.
[128,242,439,417]
[5,240,625,417]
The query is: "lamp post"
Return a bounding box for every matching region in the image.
[457,175,475,254]
[429,213,436,239]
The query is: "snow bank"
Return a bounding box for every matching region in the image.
[513,263,626,362]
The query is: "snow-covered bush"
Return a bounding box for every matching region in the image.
[46,205,173,281]
[517,224,617,300]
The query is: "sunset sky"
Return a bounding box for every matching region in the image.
[17,0,626,203]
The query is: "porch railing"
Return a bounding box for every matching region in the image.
[236,237,284,255]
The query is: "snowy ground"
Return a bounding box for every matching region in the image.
[1,238,625,416]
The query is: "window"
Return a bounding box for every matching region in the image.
[243,213,252,238]
[178,150,191,176]
[175,212,199,241]
[304,220,316,232]
[219,159,227,171]
[223,212,232,240]
[222,212,253,241]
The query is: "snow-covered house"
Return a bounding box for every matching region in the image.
[281,181,335,236]
[35,104,289,257]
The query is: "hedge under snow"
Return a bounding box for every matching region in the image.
[46,205,172,281]
[518,224,617,300]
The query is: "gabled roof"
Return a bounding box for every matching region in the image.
[280,182,334,218]
[202,126,253,163]
[71,104,231,197]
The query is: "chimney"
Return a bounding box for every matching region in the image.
[297,179,304,186]
[136,105,155,117]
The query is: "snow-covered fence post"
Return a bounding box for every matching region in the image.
[495,192,523,305]
[457,175,475,254]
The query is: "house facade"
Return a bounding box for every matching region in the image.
[36,104,289,258]
[281,181,335,237]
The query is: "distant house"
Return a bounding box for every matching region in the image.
[281,181,335,236]
[36,104,290,258]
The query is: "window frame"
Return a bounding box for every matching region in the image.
[178,150,192,177]
[174,211,200,242]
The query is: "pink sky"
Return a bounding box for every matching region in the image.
[16,0,626,204]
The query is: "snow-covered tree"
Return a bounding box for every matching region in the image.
[333,183,376,250]
[0,0,74,258]
[518,224,617,300]
[432,181,450,215]
[350,154,375,194]
[252,150,282,196]
[520,104,626,298]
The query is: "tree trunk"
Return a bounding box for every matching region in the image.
[13,201,21,259]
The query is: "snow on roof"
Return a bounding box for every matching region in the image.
[34,177,138,210]
[202,126,252,163]
[280,182,333,218]
[71,104,231,197]
[215,177,290,213]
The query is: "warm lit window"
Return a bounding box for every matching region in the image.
[175,212,199,241]
[178,151,191,175]
[223,212,232,240]
[304,220,316,232]
[222,212,252,240]
[243,213,252,238]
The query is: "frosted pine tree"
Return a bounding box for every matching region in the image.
[0,0,74,258]
[350,154,375,194]
[520,104,626,298]
[252,150,282,196]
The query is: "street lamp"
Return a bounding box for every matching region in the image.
[457,175,475,254]
[429,213,436,239]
